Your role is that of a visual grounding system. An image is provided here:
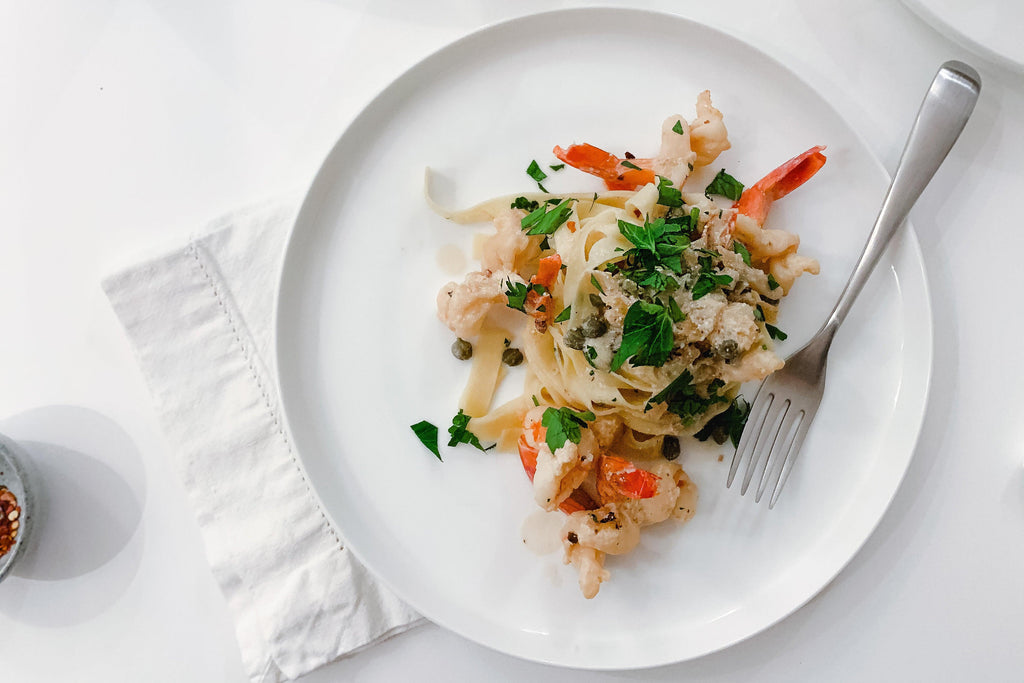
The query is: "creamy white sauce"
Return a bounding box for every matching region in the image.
[435,244,467,275]
[520,508,565,556]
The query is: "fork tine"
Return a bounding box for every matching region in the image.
[767,414,814,509]
[755,409,804,503]
[727,391,773,488]
[740,398,790,495]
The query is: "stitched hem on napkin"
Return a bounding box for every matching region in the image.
[102,201,422,682]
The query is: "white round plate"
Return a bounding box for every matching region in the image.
[275,8,932,669]
[903,0,1024,72]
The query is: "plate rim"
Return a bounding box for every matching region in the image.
[902,0,1024,73]
[273,6,934,669]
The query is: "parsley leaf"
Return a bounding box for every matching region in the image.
[613,217,689,294]
[526,160,547,183]
[647,371,729,425]
[540,406,596,452]
[672,120,685,135]
[554,305,572,323]
[410,420,441,460]
[694,396,750,447]
[504,279,531,312]
[705,169,745,201]
[448,409,495,452]
[767,273,781,290]
[766,323,788,341]
[549,163,565,171]
[691,250,733,300]
[511,196,540,211]
[610,300,676,371]
[620,160,641,170]
[732,240,752,266]
[656,175,683,207]
[521,198,574,235]
[590,274,604,294]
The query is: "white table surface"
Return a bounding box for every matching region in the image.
[2,1,1022,681]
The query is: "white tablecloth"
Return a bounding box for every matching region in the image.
[2,1,1022,681]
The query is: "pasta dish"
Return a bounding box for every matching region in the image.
[420,91,825,598]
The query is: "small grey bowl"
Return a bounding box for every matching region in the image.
[0,433,33,583]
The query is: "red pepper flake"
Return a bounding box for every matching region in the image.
[0,486,21,558]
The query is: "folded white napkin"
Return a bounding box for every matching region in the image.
[102,200,422,682]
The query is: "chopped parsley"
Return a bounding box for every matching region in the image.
[610,300,676,371]
[694,396,751,447]
[590,273,604,294]
[510,196,540,211]
[504,279,546,313]
[540,406,596,452]
[584,345,598,367]
[549,163,565,171]
[672,120,685,135]
[410,420,441,460]
[767,273,781,290]
[447,409,495,452]
[526,160,547,183]
[656,175,683,207]
[521,198,575,235]
[705,169,745,201]
[554,305,572,323]
[616,217,689,291]
[732,240,752,266]
[766,323,788,341]
[620,159,642,170]
[691,250,734,299]
[647,371,729,425]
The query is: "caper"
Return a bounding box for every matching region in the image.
[709,424,729,445]
[501,347,524,367]
[581,315,608,339]
[564,328,585,350]
[451,338,473,360]
[716,339,740,360]
[589,293,605,309]
[662,435,680,461]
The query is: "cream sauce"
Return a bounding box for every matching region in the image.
[519,508,565,556]
[435,243,467,275]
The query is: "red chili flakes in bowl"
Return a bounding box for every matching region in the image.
[0,487,20,557]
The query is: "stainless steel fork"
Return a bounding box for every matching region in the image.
[727,61,982,508]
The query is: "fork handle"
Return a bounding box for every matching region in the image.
[821,61,981,340]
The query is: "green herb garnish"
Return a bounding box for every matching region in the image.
[527,160,547,183]
[554,305,572,323]
[690,249,733,300]
[647,371,729,425]
[410,420,441,460]
[447,409,495,452]
[511,196,540,211]
[767,273,781,290]
[590,273,604,294]
[521,198,574,235]
[672,120,685,135]
[732,241,752,266]
[766,323,788,341]
[610,300,676,372]
[705,169,744,201]
[549,163,565,171]
[504,279,531,312]
[694,396,751,447]
[540,406,596,452]
[656,175,683,207]
[620,160,641,170]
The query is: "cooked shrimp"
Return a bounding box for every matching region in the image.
[689,90,731,168]
[518,407,598,513]
[552,143,655,191]
[653,115,697,188]
[733,146,827,228]
[480,209,541,274]
[436,270,517,340]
